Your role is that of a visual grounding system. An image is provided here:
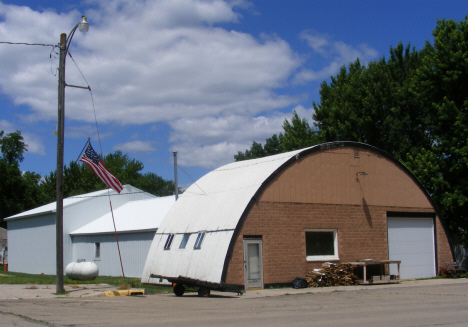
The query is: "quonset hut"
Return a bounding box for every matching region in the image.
[141,142,453,295]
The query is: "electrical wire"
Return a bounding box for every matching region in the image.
[67,51,103,157]
[0,41,55,47]
[177,165,207,196]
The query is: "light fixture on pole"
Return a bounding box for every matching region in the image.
[56,16,89,294]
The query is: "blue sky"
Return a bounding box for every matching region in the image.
[0,0,466,187]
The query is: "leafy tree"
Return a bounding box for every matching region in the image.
[313,43,431,159]
[234,16,468,246]
[0,130,27,164]
[405,17,468,243]
[136,172,175,197]
[264,134,282,155]
[235,141,267,161]
[40,150,175,200]
[0,131,44,228]
[279,110,320,152]
[235,111,319,161]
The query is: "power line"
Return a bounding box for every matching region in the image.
[0,41,55,47]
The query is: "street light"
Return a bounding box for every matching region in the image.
[56,16,89,293]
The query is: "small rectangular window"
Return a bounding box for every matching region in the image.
[164,234,174,250]
[179,234,190,249]
[194,232,205,249]
[305,229,338,261]
[95,242,101,260]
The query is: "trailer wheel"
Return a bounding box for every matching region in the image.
[173,284,185,297]
[197,287,210,297]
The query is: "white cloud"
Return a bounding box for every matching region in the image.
[0,119,14,132]
[22,133,46,155]
[169,106,315,168]
[0,1,375,172]
[113,140,157,153]
[293,30,379,84]
[0,0,300,125]
[0,119,46,155]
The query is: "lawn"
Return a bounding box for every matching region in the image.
[0,264,170,294]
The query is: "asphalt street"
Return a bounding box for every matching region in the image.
[0,279,467,327]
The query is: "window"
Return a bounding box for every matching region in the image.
[179,234,190,249]
[164,234,174,250]
[94,242,101,260]
[194,232,206,249]
[305,229,338,261]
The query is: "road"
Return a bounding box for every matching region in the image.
[1,280,467,326]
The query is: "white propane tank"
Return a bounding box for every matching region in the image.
[65,261,99,280]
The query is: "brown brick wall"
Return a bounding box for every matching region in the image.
[224,201,452,286]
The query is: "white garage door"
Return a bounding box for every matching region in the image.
[388,217,436,279]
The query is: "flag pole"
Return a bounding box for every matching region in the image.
[108,191,125,280]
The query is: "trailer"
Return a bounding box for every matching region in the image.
[150,274,244,297]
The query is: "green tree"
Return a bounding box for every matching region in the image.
[0,130,27,164]
[313,43,431,159]
[405,17,468,243]
[279,110,320,152]
[234,16,468,245]
[40,150,175,200]
[235,111,319,161]
[0,131,44,228]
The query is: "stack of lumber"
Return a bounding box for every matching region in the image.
[306,263,358,287]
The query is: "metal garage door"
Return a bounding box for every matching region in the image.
[387,217,436,279]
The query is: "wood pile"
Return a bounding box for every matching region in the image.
[306,263,358,287]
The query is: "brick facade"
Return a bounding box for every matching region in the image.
[222,146,454,287]
[224,201,453,286]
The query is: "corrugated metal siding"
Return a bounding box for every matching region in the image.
[7,214,56,274]
[7,185,155,275]
[63,185,154,271]
[72,232,155,278]
[144,231,233,283]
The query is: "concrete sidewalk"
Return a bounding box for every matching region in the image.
[1,278,466,300]
[0,283,119,300]
[237,277,468,299]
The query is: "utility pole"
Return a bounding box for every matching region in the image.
[173,152,178,200]
[55,17,89,294]
[56,32,66,294]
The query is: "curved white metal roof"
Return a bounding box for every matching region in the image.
[157,148,306,234]
[70,196,175,235]
[142,147,309,284]
[142,141,448,287]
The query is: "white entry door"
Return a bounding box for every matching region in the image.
[243,239,263,290]
[388,217,436,279]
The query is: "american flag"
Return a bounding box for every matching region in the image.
[79,142,123,193]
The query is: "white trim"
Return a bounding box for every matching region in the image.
[305,229,339,262]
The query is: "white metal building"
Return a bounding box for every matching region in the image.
[70,196,175,277]
[6,185,174,277]
[0,227,7,263]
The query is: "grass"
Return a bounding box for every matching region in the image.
[0,264,170,294]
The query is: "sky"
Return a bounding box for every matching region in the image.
[0,0,466,187]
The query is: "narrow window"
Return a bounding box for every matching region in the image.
[194,232,205,249]
[305,229,338,261]
[179,234,190,249]
[164,234,174,250]
[95,242,101,260]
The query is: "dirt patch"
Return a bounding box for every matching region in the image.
[0,273,7,277]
